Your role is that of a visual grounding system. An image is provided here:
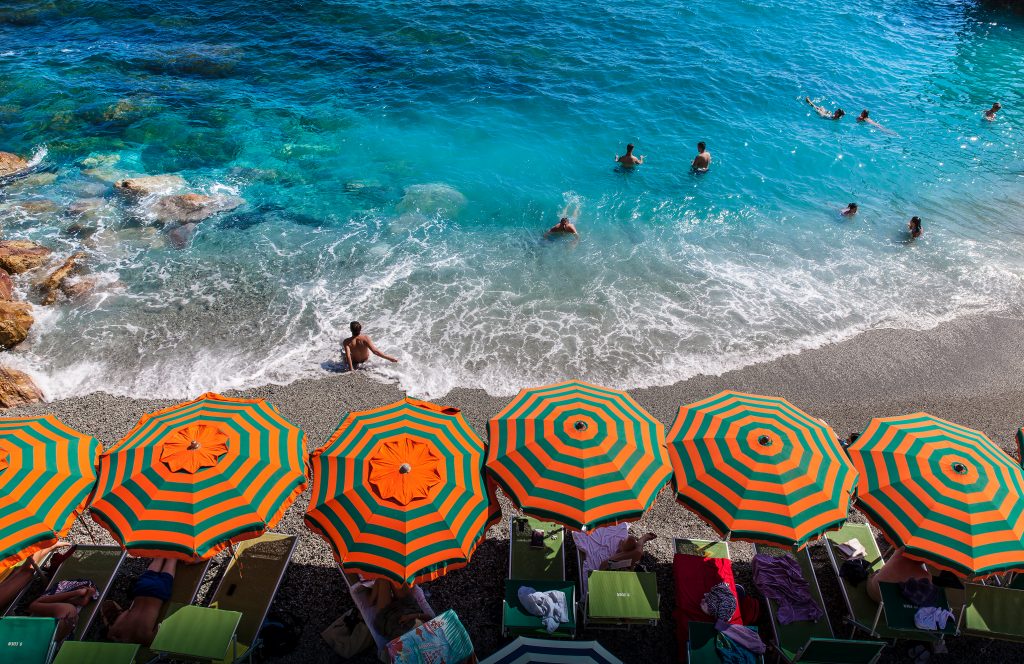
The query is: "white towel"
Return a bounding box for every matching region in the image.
[838,538,866,560]
[517,586,569,633]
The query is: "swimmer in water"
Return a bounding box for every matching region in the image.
[857,109,885,129]
[841,203,858,216]
[984,102,1001,121]
[691,141,711,172]
[615,143,644,168]
[546,202,580,237]
[805,97,845,120]
[907,216,922,239]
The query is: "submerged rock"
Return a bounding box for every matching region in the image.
[113,174,187,198]
[165,222,200,249]
[0,301,33,349]
[396,183,467,216]
[0,241,52,274]
[0,151,29,178]
[0,270,12,301]
[150,193,244,224]
[0,367,43,408]
[39,253,85,306]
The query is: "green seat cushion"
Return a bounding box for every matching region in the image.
[150,605,242,661]
[964,584,1024,642]
[0,617,56,663]
[587,571,658,620]
[687,621,762,664]
[675,539,730,559]
[510,517,564,581]
[503,579,576,636]
[53,641,140,664]
[797,638,885,664]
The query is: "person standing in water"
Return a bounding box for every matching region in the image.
[806,97,845,120]
[691,141,711,172]
[615,143,644,168]
[841,203,858,217]
[342,321,399,372]
[984,102,1001,121]
[908,216,923,239]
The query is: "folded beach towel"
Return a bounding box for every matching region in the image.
[914,606,954,631]
[838,538,866,560]
[752,553,824,624]
[517,586,569,633]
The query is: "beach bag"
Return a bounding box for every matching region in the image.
[257,610,301,657]
[322,609,374,659]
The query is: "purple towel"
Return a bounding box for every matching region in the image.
[752,553,824,625]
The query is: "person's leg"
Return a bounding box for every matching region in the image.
[159,558,178,577]
[29,600,79,641]
[0,565,34,610]
[600,537,641,570]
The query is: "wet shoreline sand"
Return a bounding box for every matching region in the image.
[12,312,1024,663]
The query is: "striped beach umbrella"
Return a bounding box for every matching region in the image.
[480,636,623,664]
[848,413,1024,577]
[0,416,99,571]
[487,381,669,531]
[668,391,857,548]
[89,393,307,560]
[305,398,498,585]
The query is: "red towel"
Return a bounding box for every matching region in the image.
[673,552,745,658]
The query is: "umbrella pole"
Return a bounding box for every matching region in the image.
[77,512,99,545]
[228,541,243,579]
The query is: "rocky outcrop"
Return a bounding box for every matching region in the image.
[0,241,52,274]
[113,174,186,198]
[151,193,244,224]
[40,253,85,305]
[0,301,33,349]
[0,151,29,177]
[0,367,43,408]
[61,275,101,299]
[0,270,13,301]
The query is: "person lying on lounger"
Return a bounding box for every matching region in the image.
[364,579,432,641]
[0,541,76,613]
[599,532,656,570]
[866,547,931,604]
[101,557,178,646]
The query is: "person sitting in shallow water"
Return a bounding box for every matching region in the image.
[841,203,858,217]
[546,202,580,237]
[691,141,711,172]
[615,143,644,168]
[984,102,1001,121]
[343,321,399,372]
[907,216,922,239]
[806,97,845,120]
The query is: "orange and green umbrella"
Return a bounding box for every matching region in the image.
[89,393,307,560]
[305,398,498,585]
[0,416,99,571]
[668,391,857,548]
[848,413,1024,577]
[487,381,669,531]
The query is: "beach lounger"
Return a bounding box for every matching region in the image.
[0,616,58,663]
[341,570,436,655]
[1,557,48,616]
[148,604,243,663]
[673,538,747,661]
[584,570,659,629]
[52,641,139,664]
[823,524,949,643]
[503,516,575,637]
[386,609,474,664]
[686,621,764,664]
[572,523,629,599]
[41,544,125,641]
[161,558,211,621]
[206,533,296,662]
[753,543,885,663]
[961,583,1024,643]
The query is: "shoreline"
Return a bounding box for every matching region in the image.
[10,311,1024,663]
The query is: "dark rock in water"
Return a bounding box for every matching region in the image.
[0,301,33,349]
[114,174,187,198]
[150,193,245,224]
[220,203,321,231]
[61,275,111,300]
[8,200,59,215]
[141,132,243,171]
[165,222,199,249]
[0,241,52,274]
[0,270,13,301]
[0,2,57,27]
[141,46,243,78]
[0,366,43,408]
[39,253,85,306]
[0,151,29,178]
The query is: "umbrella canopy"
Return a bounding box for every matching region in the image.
[487,381,669,531]
[0,416,99,571]
[480,636,623,664]
[668,391,857,548]
[90,392,307,560]
[848,413,1024,577]
[305,398,498,585]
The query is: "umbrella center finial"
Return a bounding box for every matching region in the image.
[574,420,587,432]
[757,435,772,447]
[399,462,412,474]
[160,423,229,474]
[187,440,201,451]
[952,461,968,475]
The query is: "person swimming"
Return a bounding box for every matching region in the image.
[546,202,580,237]
[691,141,711,172]
[841,203,858,216]
[857,109,884,129]
[615,143,644,168]
[908,216,922,239]
[984,102,1001,121]
[805,97,845,120]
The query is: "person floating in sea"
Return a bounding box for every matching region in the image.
[805,97,845,120]
[841,203,858,217]
[857,109,885,129]
[984,102,1001,121]
[545,202,580,237]
[342,321,399,372]
[615,143,644,168]
[908,216,923,239]
[691,141,711,172]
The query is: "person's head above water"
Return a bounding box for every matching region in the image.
[625,143,635,154]
[992,102,1002,111]
[350,321,362,336]
[559,217,571,226]
[833,108,845,119]
[697,141,707,152]
[859,109,870,120]
[842,202,858,215]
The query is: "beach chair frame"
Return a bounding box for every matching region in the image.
[0,616,58,664]
[960,582,1024,643]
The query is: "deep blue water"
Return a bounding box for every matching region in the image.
[0,0,1023,398]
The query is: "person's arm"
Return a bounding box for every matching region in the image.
[343,343,354,372]
[367,337,399,363]
[636,155,644,164]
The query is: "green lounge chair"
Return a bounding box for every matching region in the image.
[52,641,139,664]
[961,583,1024,643]
[675,538,730,559]
[823,524,947,643]
[206,533,297,662]
[873,582,956,637]
[0,616,58,663]
[503,516,575,637]
[753,543,885,663]
[584,570,659,628]
[149,604,243,662]
[686,621,764,664]
[134,559,214,664]
[41,545,125,641]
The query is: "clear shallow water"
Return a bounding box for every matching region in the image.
[1,0,1023,399]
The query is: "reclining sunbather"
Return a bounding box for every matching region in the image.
[0,541,75,613]
[29,574,99,642]
[363,579,432,641]
[866,547,930,604]
[101,557,178,646]
[599,532,656,570]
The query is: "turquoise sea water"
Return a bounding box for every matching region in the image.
[1,0,1023,399]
